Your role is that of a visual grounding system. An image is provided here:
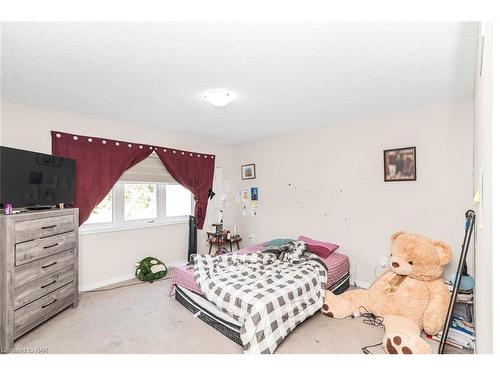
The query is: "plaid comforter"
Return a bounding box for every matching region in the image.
[193,242,328,354]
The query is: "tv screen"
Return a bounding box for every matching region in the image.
[0,146,76,209]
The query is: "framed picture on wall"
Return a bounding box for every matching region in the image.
[384,147,416,182]
[241,164,256,180]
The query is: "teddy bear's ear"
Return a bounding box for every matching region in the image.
[432,240,452,265]
[391,231,406,242]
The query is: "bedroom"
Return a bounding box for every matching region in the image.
[0,1,496,372]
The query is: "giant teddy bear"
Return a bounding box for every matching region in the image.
[322,231,452,354]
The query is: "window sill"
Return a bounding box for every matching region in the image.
[80,216,189,236]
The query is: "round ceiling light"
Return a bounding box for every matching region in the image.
[202,89,235,107]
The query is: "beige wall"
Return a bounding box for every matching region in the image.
[0,99,475,292]
[0,101,237,290]
[79,224,188,290]
[472,23,492,354]
[232,100,473,286]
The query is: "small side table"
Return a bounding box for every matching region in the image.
[229,235,242,252]
[207,232,242,255]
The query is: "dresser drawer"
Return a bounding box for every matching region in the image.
[15,249,75,288]
[14,266,74,310]
[15,214,76,243]
[15,231,76,266]
[14,282,75,336]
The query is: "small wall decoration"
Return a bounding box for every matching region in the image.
[250,187,259,216]
[241,163,256,180]
[384,147,416,182]
[241,189,250,202]
[250,187,259,201]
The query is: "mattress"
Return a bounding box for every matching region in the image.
[174,272,350,347]
[170,244,350,296]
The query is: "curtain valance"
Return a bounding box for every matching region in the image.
[51,131,215,229]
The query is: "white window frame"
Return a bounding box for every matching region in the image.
[80,181,192,235]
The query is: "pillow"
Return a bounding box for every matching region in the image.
[263,238,294,247]
[297,235,339,258]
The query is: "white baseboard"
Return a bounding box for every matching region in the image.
[80,275,369,292]
[350,279,371,289]
[79,273,136,292]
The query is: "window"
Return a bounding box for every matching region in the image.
[85,191,113,224]
[165,184,192,217]
[124,183,157,221]
[83,155,193,234]
[84,181,192,233]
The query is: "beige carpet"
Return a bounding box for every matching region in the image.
[14,278,443,354]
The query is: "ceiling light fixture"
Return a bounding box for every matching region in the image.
[202,89,235,107]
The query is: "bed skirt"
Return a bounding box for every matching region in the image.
[174,271,350,346]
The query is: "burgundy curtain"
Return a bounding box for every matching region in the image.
[156,148,215,229]
[51,131,153,225]
[51,131,216,229]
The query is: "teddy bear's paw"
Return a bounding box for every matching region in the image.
[423,319,443,336]
[321,300,353,318]
[385,334,413,354]
[384,333,432,354]
[321,302,334,318]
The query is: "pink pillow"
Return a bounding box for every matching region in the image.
[297,235,339,258]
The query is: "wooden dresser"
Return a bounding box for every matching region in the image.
[0,208,79,352]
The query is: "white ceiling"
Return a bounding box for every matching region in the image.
[1,22,478,144]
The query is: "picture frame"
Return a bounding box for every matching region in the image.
[241,163,256,180]
[383,147,416,182]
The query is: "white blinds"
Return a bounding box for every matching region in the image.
[119,154,176,183]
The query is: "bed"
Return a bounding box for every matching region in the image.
[170,242,350,350]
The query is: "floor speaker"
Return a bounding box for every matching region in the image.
[187,215,197,261]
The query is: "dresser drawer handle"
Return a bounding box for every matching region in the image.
[41,298,58,308]
[41,261,58,269]
[41,225,57,230]
[41,280,57,289]
[43,243,59,249]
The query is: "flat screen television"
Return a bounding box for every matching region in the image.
[0,146,76,209]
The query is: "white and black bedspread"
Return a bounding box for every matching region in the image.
[193,242,328,354]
